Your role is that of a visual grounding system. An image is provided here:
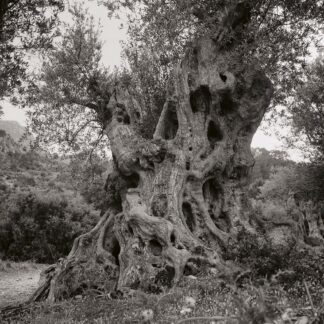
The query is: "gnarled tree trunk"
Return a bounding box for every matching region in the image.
[31,36,273,302]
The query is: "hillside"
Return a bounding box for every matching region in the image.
[0,125,104,265]
[0,120,33,149]
[0,120,67,191]
[0,120,25,143]
[0,130,20,154]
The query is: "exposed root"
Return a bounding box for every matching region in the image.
[29,264,56,302]
[68,210,111,258]
[30,210,120,302]
[96,212,120,269]
[192,190,229,248]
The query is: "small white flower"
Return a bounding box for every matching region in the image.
[184,296,196,308]
[281,308,294,321]
[141,309,154,322]
[180,307,192,315]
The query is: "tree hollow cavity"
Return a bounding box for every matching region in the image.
[182,202,195,232]
[186,160,190,171]
[203,178,230,232]
[116,103,131,124]
[110,236,121,265]
[148,239,163,256]
[207,120,223,148]
[219,92,237,115]
[162,104,179,140]
[103,233,121,266]
[124,173,140,189]
[219,73,227,82]
[190,85,211,114]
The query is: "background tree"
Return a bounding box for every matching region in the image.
[0,0,64,102]
[24,0,324,302]
[258,163,324,203]
[276,55,324,214]
[65,151,113,212]
[106,0,324,108]
[21,3,112,154]
[251,148,292,182]
[287,57,324,161]
[248,148,294,199]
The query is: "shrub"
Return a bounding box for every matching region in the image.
[19,174,36,187]
[259,201,286,221]
[224,229,324,289]
[224,229,287,279]
[0,190,99,263]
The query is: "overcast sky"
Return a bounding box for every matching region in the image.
[1,0,321,161]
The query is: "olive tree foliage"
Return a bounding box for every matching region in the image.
[251,148,291,181]
[104,0,324,109]
[0,0,64,105]
[287,58,324,161]
[22,1,324,150]
[65,152,113,212]
[21,4,112,154]
[258,163,324,203]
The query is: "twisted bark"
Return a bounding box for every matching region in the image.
[31,36,274,301]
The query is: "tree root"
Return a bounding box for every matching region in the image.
[29,210,120,302]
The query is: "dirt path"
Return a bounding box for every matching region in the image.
[0,266,46,308]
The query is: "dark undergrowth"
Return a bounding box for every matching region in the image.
[224,229,324,290]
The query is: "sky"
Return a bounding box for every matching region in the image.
[1,1,321,160]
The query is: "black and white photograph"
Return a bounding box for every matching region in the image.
[0,0,324,323]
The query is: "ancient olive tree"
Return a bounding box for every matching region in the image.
[27,1,324,301]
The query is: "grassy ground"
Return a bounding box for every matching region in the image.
[1,271,323,324]
[0,260,40,272]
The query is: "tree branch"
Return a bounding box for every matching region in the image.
[68,118,98,145]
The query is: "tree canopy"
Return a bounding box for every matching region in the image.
[288,57,324,161]
[21,4,112,153]
[0,0,64,114]
[106,0,324,106]
[20,0,324,153]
